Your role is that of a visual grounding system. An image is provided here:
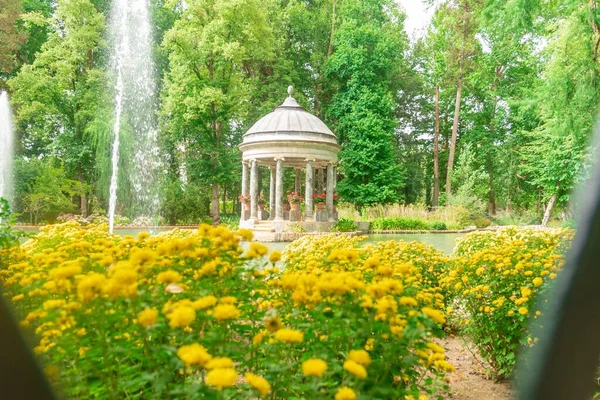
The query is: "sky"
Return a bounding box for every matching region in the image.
[397,0,436,38]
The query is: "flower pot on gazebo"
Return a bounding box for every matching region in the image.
[283,203,291,212]
[316,202,326,211]
[290,202,301,211]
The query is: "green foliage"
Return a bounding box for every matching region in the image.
[473,217,492,228]
[430,221,447,231]
[160,179,210,225]
[0,198,28,253]
[326,0,407,209]
[329,218,357,232]
[14,158,87,224]
[444,227,574,379]
[370,217,431,231]
[160,0,278,222]
[218,215,239,231]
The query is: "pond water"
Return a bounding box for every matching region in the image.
[18,228,462,254]
[265,233,462,254]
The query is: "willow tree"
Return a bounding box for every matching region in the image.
[160,0,276,224]
[523,1,600,225]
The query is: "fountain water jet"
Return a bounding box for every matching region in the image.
[0,91,14,206]
[108,0,161,232]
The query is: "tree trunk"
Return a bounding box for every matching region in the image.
[327,0,336,58]
[433,85,440,208]
[487,66,503,216]
[314,0,337,118]
[222,186,227,214]
[488,168,496,215]
[445,71,463,196]
[77,174,87,217]
[211,182,220,225]
[541,193,557,227]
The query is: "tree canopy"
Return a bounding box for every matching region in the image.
[2,0,599,224]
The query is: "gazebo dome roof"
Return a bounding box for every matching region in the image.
[245,91,335,138]
[239,86,339,167]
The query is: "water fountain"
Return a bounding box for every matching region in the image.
[108,0,161,232]
[0,91,14,206]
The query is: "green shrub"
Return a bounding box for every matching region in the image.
[430,221,447,230]
[219,215,239,230]
[370,217,430,231]
[330,218,357,232]
[473,217,492,228]
[444,227,574,379]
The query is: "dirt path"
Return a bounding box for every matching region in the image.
[441,335,513,400]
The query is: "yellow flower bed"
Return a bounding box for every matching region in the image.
[442,227,574,378]
[2,222,451,399]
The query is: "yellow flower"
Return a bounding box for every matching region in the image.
[399,296,418,306]
[237,229,254,241]
[43,299,66,310]
[245,242,269,258]
[137,231,150,241]
[212,304,240,321]
[426,342,445,354]
[348,350,371,366]
[421,307,446,324]
[533,277,543,287]
[49,262,82,280]
[274,328,304,343]
[193,295,218,310]
[269,251,282,263]
[245,373,270,397]
[205,357,234,370]
[335,386,357,400]
[129,248,157,268]
[302,358,328,377]
[365,338,375,351]
[138,308,158,328]
[166,306,196,328]
[518,307,528,315]
[205,367,237,390]
[177,343,212,367]
[12,294,25,302]
[157,270,182,284]
[253,331,266,345]
[265,316,282,332]
[521,286,532,297]
[77,273,107,302]
[343,360,367,379]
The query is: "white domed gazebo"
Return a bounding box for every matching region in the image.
[238,86,340,236]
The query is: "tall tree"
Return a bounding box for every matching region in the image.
[442,0,481,196]
[0,0,26,84]
[160,0,276,224]
[327,0,408,210]
[8,0,106,216]
[523,1,600,225]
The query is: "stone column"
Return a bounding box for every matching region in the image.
[274,158,284,221]
[305,159,314,220]
[326,162,334,222]
[269,166,275,220]
[240,162,249,220]
[250,159,259,221]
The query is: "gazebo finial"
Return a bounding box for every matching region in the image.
[287,85,294,97]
